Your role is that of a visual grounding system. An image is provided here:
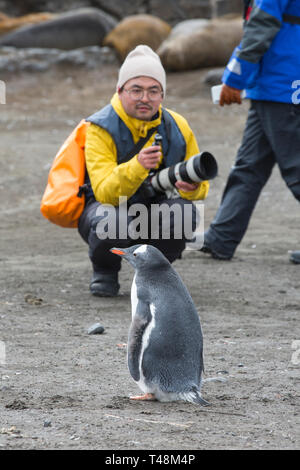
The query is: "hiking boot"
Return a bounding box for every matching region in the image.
[290,250,300,264]
[90,272,120,297]
[200,242,232,260]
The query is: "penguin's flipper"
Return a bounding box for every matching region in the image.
[128,301,152,382]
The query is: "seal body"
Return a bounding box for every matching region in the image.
[157,16,243,71]
[103,14,171,62]
[0,12,55,36]
[0,8,116,50]
[110,244,208,405]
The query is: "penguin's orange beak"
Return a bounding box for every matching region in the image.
[110,248,126,256]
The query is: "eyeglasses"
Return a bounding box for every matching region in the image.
[123,87,163,101]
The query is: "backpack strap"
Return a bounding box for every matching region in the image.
[161,108,172,142]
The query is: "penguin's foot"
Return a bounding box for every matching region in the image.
[130,393,156,401]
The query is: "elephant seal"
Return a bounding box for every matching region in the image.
[103,14,171,62]
[0,8,117,50]
[0,12,55,36]
[157,16,243,71]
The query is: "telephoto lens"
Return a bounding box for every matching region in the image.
[151,151,218,193]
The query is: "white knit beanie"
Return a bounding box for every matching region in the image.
[117,45,166,96]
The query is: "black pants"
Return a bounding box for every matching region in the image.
[205,101,300,257]
[78,196,197,274]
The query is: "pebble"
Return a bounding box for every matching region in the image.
[43,419,52,427]
[87,323,105,335]
[24,293,43,305]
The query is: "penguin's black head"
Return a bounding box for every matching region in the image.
[110,244,170,270]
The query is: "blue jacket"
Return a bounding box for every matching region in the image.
[222,0,300,103]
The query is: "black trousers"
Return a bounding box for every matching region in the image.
[205,101,300,257]
[78,196,197,274]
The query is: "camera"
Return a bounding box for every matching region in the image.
[138,133,163,199]
[139,133,218,198]
[151,150,218,193]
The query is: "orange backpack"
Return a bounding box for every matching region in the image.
[40,120,90,228]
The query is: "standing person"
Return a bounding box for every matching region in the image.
[201,0,300,261]
[79,45,209,296]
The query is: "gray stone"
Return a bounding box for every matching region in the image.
[87,323,105,335]
[0,0,93,16]
[215,0,243,17]
[92,0,147,20]
[0,45,117,74]
[0,1,244,25]
[203,67,225,86]
[150,0,212,23]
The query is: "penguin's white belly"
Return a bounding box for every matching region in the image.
[136,303,156,394]
[131,274,138,320]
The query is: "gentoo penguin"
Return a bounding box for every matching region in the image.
[110,244,209,405]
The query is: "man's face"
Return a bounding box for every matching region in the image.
[118,76,163,121]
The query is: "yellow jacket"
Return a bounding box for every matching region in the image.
[85,93,209,206]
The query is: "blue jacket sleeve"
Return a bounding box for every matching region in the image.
[222,0,291,90]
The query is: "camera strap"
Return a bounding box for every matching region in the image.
[119,108,172,164]
[120,126,159,163]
